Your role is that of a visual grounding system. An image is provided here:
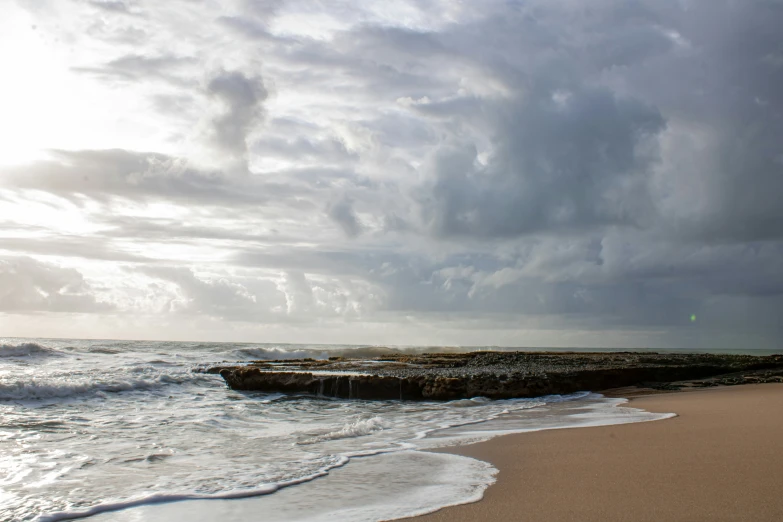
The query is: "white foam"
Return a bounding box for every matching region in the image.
[291,370,373,376]
[417,395,675,450]
[225,345,410,362]
[229,347,329,361]
[85,451,496,522]
[298,416,388,445]
[34,466,339,522]
[445,396,492,407]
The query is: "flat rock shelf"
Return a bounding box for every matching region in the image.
[205,352,783,401]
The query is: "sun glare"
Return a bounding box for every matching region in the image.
[0,6,177,167]
[0,9,60,166]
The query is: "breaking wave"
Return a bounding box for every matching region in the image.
[0,343,60,358]
[298,416,388,445]
[230,347,330,361]
[227,346,408,362]
[0,372,207,402]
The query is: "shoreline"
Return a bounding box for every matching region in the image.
[72,391,662,522]
[406,383,783,522]
[44,382,783,522]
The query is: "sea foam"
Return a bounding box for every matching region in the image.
[297,416,389,445]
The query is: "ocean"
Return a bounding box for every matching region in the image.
[0,338,691,521]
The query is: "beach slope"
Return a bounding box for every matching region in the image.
[410,384,783,522]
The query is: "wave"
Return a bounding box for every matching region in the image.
[330,346,407,359]
[445,397,493,407]
[0,372,208,402]
[230,347,331,361]
[87,347,122,355]
[298,416,388,445]
[228,346,407,362]
[0,342,60,358]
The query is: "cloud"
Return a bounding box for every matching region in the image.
[327,196,363,237]
[205,70,268,164]
[418,88,664,238]
[89,1,131,14]
[0,149,325,207]
[1,150,236,203]
[252,134,354,164]
[635,1,783,243]
[2,0,782,347]
[139,266,284,321]
[217,15,285,43]
[134,265,383,323]
[0,235,154,263]
[73,54,196,85]
[0,257,112,313]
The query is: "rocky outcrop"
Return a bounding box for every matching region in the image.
[210,352,783,401]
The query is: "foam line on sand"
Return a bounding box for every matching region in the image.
[409,383,783,522]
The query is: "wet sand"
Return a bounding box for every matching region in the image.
[409,383,783,522]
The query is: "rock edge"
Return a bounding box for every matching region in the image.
[206,352,783,401]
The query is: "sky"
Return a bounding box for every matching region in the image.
[0,0,782,348]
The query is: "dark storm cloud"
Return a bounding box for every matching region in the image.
[420,88,665,237]
[628,0,783,243]
[402,4,674,239]
[409,0,783,244]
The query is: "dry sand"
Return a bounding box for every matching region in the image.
[409,383,783,522]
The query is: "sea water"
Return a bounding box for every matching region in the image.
[0,338,684,522]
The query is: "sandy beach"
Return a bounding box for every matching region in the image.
[409,383,783,522]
